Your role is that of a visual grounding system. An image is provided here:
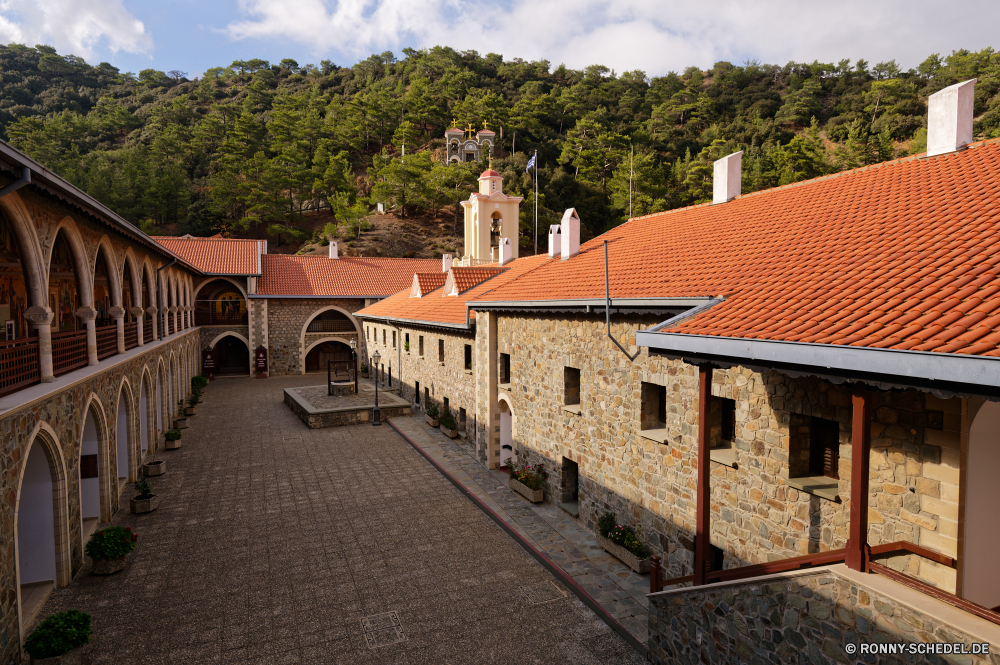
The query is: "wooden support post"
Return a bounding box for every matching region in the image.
[694,364,713,585]
[650,554,662,594]
[847,386,871,572]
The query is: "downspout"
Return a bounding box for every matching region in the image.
[0,166,31,198]
[604,241,639,362]
[157,258,177,340]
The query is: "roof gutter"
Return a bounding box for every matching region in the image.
[635,330,1000,398]
[249,294,390,300]
[469,297,712,311]
[0,165,30,199]
[356,312,473,332]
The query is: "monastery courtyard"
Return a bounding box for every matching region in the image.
[33,375,644,665]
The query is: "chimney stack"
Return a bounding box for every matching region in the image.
[328,241,338,259]
[927,79,976,157]
[498,238,512,266]
[560,208,580,261]
[442,254,453,272]
[713,151,743,204]
[548,224,562,258]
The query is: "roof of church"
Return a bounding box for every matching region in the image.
[479,170,501,179]
[151,236,262,275]
[255,255,440,297]
[470,138,1000,358]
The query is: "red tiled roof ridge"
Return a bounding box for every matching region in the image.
[151,235,256,241]
[468,257,552,302]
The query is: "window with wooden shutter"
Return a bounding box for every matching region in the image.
[809,417,840,479]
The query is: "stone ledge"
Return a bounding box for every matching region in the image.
[784,475,841,502]
[639,428,670,444]
[563,404,582,415]
[710,447,737,468]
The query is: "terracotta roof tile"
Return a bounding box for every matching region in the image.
[151,236,261,274]
[468,139,1000,357]
[412,273,448,297]
[257,255,441,297]
[449,267,505,294]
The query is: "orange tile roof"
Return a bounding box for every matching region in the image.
[471,139,1000,357]
[356,256,548,326]
[151,236,261,275]
[412,273,447,297]
[256,255,441,297]
[450,267,505,294]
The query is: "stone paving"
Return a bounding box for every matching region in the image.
[33,376,644,665]
[388,419,651,645]
[291,384,408,410]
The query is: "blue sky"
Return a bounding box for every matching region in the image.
[1,0,998,79]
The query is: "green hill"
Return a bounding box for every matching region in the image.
[2,44,998,252]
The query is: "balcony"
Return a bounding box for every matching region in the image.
[195,311,249,326]
[51,329,88,377]
[124,321,138,350]
[0,337,40,397]
[96,325,118,360]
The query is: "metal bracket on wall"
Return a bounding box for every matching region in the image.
[604,241,639,362]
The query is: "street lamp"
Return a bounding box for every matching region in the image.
[372,349,381,426]
[350,337,358,394]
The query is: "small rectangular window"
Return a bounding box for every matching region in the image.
[419,336,424,356]
[443,396,450,416]
[464,344,472,370]
[382,329,386,345]
[415,381,420,403]
[564,367,581,406]
[640,382,666,431]
[459,407,467,428]
[392,330,396,348]
[810,417,840,479]
[425,386,430,406]
[405,333,410,348]
[366,326,369,340]
[711,397,736,449]
[500,353,510,384]
[438,339,445,363]
[709,544,725,572]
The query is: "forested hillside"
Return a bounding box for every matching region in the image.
[2,43,999,254]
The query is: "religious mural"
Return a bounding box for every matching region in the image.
[48,233,80,332]
[215,291,245,315]
[0,214,28,341]
[94,253,111,326]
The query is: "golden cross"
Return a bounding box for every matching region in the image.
[482,121,490,132]
[451,117,458,128]
[464,123,475,138]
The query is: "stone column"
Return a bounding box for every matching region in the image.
[25,306,54,382]
[110,305,126,353]
[146,306,158,340]
[76,306,98,366]
[131,307,145,346]
[168,306,177,335]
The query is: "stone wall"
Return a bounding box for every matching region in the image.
[488,311,963,590]
[361,319,477,437]
[647,566,997,665]
[262,298,364,376]
[0,329,199,664]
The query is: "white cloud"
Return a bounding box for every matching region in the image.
[0,0,152,60]
[222,0,998,75]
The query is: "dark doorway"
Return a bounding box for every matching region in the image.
[558,457,579,517]
[214,336,249,374]
[305,340,352,373]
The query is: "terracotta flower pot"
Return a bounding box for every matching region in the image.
[142,460,165,476]
[130,494,159,514]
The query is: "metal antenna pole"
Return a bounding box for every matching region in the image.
[605,241,639,362]
[629,144,634,219]
[533,150,538,256]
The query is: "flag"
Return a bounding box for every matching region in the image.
[526,154,536,173]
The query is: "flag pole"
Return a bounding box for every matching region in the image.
[533,149,538,256]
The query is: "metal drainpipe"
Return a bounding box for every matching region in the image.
[0,167,31,199]
[157,258,177,340]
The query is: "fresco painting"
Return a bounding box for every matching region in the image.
[0,214,29,341]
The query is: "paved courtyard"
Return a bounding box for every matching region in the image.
[35,375,644,665]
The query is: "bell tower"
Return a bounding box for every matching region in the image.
[460,170,523,264]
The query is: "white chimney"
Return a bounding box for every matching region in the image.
[713,151,743,204]
[927,79,976,157]
[328,241,338,259]
[560,208,580,261]
[498,238,512,266]
[548,225,562,258]
[442,254,453,272]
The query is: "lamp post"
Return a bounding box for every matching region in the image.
[350,337,358,394]
[372,349,381,426]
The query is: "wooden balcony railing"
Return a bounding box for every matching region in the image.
[142,321,153,344]
[0,337,40,396]
[195,311,248,326]
[52,329,88,377]
[168,318,175,335]
[124,322,138,350]
[307,319,355,333]
[96,325,118,360]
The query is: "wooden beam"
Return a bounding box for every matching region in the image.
[847,386,871,572]
[694,364,712,585]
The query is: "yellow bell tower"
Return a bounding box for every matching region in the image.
[460,169,522,264]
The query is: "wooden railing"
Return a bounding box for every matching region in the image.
[0,337,40,396]
[195,311,248,326]
[650,548,847,593]
[307,319,355,333]
[96,325,118,360]
[168,318,175,335]
[52,329,88,376]
[124,322,138,350]
[142,321,153,344]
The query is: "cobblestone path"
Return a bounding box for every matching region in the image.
[35,376,644,665]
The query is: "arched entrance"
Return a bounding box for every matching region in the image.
[116,388,131,492]
[213,335,250,374]
[140,379,149,456]
[499,400,513,467]
[80,403,103,535]
[156,366,163,435]
[195,278,248,326]
[305,340,353,373]
[964,400,1000,609]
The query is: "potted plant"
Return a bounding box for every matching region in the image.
[507,459,546,502]
[185,391,200,416]
[597,512,651,573]
[173,400,188,429]
[191,374,208,391]
[164,429,182,450]
[425,403,439,427]
[404,342,410,353]
[360,363,369,378]
[23,609,92,664]
[142,459,166,476]
[86,526,138,575]
[439,410,458,438]
[130,476,158,514]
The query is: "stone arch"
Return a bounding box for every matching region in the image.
[45,217,94,308]
[14,421,72,645]
[115,378,136,488]
[139,366,155,456]
[121,248,142,315]
[79,393,112,526]
[156,357,166,435]
[0,190,48,307]
[92,235,123,309]
[299,305,362,374]
[498,392,518,466]
[208,330,250,350]
[208,331,250,375]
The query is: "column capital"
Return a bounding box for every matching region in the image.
[75,306,98,322]
[24,305,53,325]
[146,306,158,316]
[109,306,126,320]
[129,306,145,318]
